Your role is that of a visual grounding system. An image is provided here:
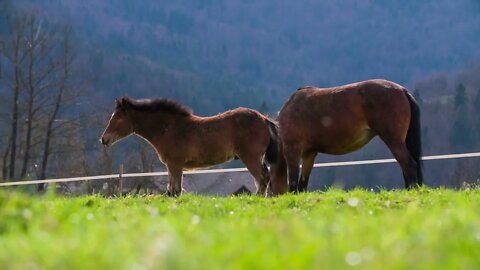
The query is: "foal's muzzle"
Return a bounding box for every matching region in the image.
[100,136,110,146]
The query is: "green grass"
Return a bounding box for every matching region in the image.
[1,188,480,270]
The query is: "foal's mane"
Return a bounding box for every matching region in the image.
[120,97,192,116]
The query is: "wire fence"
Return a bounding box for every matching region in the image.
[1,151,480,187]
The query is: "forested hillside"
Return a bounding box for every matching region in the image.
[10,0,480,112]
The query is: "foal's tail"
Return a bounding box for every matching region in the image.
[264,117,289,195]
[405,91,423,186]
[264,118,279,164]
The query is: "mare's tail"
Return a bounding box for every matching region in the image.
[405,90,423,186]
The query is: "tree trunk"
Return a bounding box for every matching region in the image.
[8,46,21,180]
[2,140,11,180]
[39,29,70,184]
[20,46,35,179]
[39,121,53,180]
[21,16,55,180]
[40,86,63,180]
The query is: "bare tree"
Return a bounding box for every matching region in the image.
[0,13,29,180]
[37,27,74,190]
[1,10,86,187]
[20,15,56,179]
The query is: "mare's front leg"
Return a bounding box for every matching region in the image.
[166,163,184,197]
[269,154,289,195]
[298,152,316,192]
[284,144,301,193]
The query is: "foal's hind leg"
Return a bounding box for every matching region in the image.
[382,140,419,189]
[298,152,316,192]
[240,156,269,196]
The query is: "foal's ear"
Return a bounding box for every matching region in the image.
[115,97,130,109]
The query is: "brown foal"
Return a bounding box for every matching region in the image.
[100,97,280,196]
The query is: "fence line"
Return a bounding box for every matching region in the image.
[1,151,480,187]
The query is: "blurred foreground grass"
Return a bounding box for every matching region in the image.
[1,188,479,269]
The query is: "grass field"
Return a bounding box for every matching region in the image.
[1,188,480,270]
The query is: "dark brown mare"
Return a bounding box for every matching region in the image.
[270,79,423,193]
[100,97,279,196]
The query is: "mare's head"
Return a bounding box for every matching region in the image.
[100,97,134,146]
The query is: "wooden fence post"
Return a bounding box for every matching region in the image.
[118,164,124,197]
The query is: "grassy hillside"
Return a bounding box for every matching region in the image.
[1,189,479,269]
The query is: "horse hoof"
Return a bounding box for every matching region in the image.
[289,187,299,194]
[165,190,180,197]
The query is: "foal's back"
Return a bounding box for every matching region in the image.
[177,108,271,168]
[193,108,270,146]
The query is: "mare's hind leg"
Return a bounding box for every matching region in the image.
[382,140,419,189]
[240,156,269,196]
[298,152,317,192]
[166,164,183,197]
[284,145,301,193]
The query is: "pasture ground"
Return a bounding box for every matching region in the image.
[1,188,479,269]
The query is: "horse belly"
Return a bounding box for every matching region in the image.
[316,129,376,155]
[183,148,236,169]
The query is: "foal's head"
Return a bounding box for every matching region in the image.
[100,97,134,146]
[100,97,193,146]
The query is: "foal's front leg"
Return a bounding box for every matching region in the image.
[166,164,183,197]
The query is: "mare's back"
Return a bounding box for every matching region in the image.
[281,80,406,117]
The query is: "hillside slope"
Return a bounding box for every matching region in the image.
[13,0,480,113]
